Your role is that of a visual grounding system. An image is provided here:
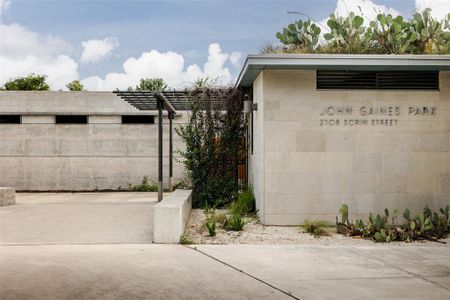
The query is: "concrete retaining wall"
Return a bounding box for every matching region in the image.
[0,91,187,190]
[153,189,192,244]
[0,187,15,206]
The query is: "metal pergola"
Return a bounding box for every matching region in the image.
[113,91,178,202]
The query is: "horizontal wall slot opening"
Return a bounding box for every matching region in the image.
[317,70,439,90]
[0,115,21,124]
[122,115,155,124]
[55,115,88,124]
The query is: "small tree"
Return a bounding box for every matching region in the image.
[66,80,84,91]
[3,74,49,90]
[176,87,246,208]
[132,78,168,91]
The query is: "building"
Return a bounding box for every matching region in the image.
[237,54,450,225]
[1,54,450,225]
[0,91,187,191]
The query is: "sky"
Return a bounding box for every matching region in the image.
[0,0,449,90]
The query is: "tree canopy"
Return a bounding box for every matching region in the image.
[131,78,168,91]
[66,80,85,91]
[2,74,50,91]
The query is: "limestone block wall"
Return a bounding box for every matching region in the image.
[251,70,450,225]
[0,91,187,191]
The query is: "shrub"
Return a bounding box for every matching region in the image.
[224,212,245,231]
[336,204,449,243]
[231,186,256,216]
[303,220,332,237]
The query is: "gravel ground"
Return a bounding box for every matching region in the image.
[184,209,450,247]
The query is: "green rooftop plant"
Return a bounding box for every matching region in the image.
[2,74,49,91]
[364,13,412,53]
[323,12,366,53]
[272,8,449,55]
[66,80,85,91]
[276,19,321,50]
[409,9,450,54]
[131,78,168,91]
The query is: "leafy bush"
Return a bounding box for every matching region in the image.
[176,87,246,208]
[66,80,85,91]
[2,74,49,90]
[231,186,256,216]
[303,220,332,237]
[336,204,449,243]
[128,176,158,192]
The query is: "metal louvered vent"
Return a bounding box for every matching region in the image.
[317,70,439,90]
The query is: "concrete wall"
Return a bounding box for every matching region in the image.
[0,91,187,191]
[250,70,450,225]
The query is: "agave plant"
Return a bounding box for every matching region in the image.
[323,12,365,53]
[276,19,321,50]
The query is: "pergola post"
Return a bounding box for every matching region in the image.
[157,98,163,202]
[113,90,177,202]
[168,112,174,192]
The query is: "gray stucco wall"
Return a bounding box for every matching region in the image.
[0,91,187,190]
[250,70,450,225]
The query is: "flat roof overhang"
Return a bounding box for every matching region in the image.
[235,54,450,88]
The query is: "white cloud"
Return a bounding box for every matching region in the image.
[82,43,234,91]
[0,23,238,91]
[415,0,450,19]
[0,23,78,90]
[229,51,242,68]
[0,0,11,12]
[80,37,119,63]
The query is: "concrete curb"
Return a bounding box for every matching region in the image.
[153,189,192,243]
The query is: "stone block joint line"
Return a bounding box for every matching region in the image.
[186,245,301,300]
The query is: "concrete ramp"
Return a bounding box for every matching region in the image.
[0,192,156,245]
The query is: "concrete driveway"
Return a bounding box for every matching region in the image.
[1,193,449,299]
[0,192,157,244]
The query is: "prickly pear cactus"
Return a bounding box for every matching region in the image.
[364,13,411,53]
[276,19,321,50]
[323,12,365,53]
[409,8,450,54]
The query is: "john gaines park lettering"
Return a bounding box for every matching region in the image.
[319,105,436,127]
